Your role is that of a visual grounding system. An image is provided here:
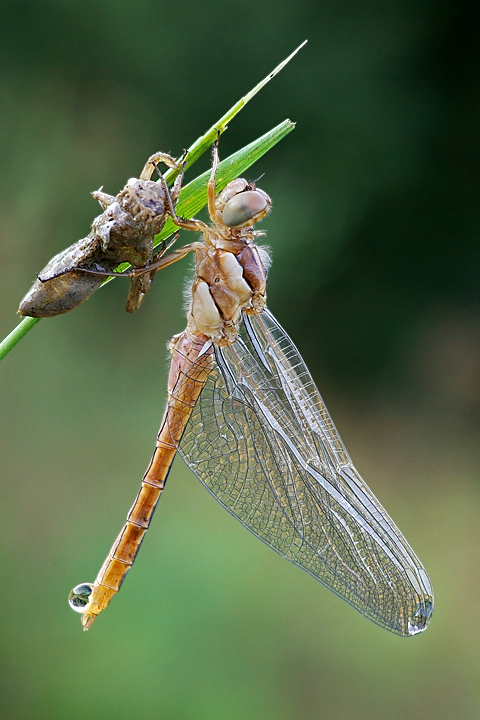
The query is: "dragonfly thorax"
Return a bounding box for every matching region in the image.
[187,243,267,344]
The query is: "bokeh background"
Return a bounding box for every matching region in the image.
[1,2,479,718]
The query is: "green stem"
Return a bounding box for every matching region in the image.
[162,40,306,185]
[0,317,41,361]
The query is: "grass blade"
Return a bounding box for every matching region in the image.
[0,317,40,361]
[162,40,306,184]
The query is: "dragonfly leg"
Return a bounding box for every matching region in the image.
[139,152,180,181]
[37,257,159,284]
[35,263,113,283]
[154,170,209,234]
[125,275,152,313]
[124,236,181,313]
[169,150,188,206]
[207,131,223,227]
[91,188,116,210]
[38,234,196,313]
[124,240,205,312]
[63,238,175,280]
[124,241,203,285]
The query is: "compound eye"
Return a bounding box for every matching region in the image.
[222,190,268,228]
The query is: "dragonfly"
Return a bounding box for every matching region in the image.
[68,140,434,636]
[19,152,185,317]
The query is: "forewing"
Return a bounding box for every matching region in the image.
[176,310,433,636]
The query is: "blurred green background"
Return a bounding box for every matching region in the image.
[1,1,479,719]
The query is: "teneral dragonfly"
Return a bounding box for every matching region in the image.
[69,141,433,636]
[19,152,184,317]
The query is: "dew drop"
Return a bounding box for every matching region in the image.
[407,597,434,635]
[68,583,93,613]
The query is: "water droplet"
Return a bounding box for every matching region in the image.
[68,583,93,613]
[407,597,434,635]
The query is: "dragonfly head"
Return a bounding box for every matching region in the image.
[217,179,271,229]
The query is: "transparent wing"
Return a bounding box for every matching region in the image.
[175,309,433,636]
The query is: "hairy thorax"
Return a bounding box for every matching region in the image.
[187,237,267,345]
